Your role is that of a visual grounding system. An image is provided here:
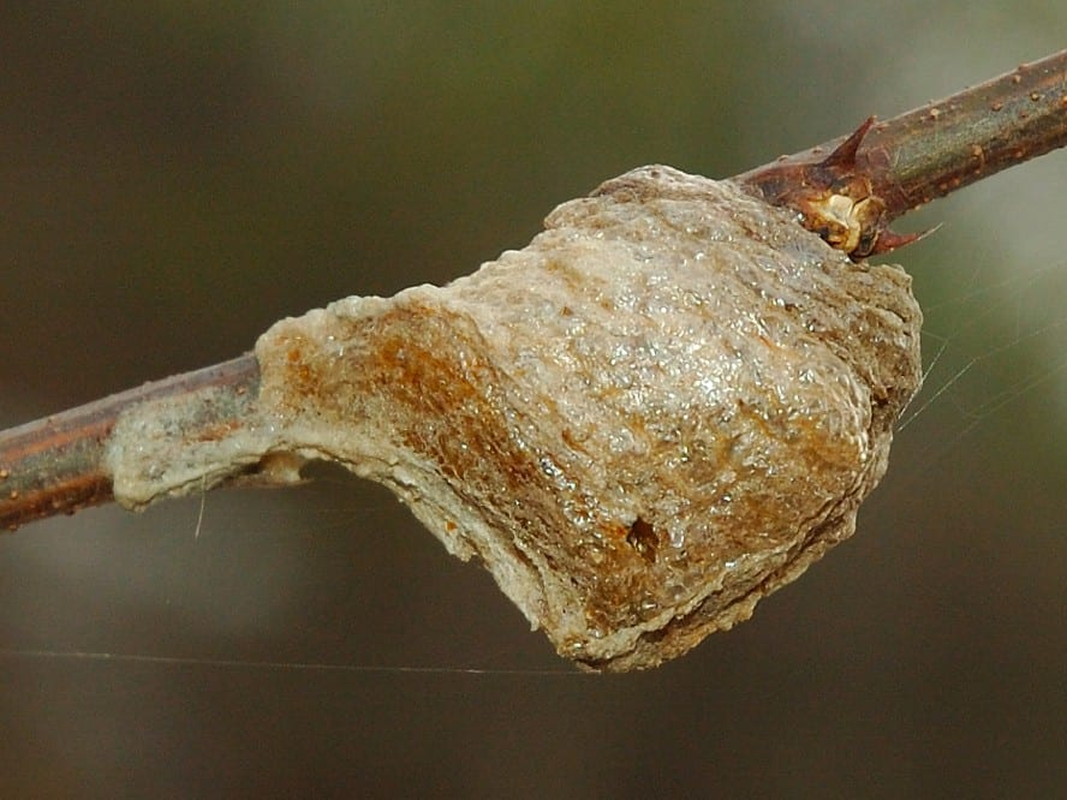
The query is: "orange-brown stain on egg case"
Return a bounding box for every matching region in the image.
[276,340,319,404]
[342,307,560,552]
[354,307,692,629]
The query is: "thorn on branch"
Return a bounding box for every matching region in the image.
[740,117,931,259]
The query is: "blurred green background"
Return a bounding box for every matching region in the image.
[1,5,1063,797]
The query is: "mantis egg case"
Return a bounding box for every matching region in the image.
[112,166,922,671]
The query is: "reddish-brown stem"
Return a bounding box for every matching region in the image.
[0,355,259,530]
[1,51,1065,531]
[738,49,1067,258]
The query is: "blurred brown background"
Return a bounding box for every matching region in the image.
[1,5,1064,797]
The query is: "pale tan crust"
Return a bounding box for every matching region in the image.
[108,166,922,671]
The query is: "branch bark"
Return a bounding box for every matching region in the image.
[1,356,259,530]
[2,50,1065,531]
[737,49,1067,257]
